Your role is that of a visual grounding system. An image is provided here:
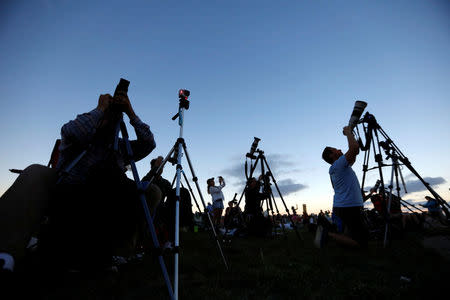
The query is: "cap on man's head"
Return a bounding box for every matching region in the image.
[207,177,214,184]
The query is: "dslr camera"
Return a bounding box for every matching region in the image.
[111,78,130,112]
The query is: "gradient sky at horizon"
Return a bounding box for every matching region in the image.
[1,0,449,214]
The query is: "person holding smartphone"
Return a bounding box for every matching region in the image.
[207,176,226,229]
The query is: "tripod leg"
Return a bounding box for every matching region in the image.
[181,143,229,270]
[262,156,303,242]
[118,119,174,299]
[181,170,202,214]
[270,192,286,236]
[173,142,184,299]
[384,157,396,248]
[142,147,176,190]
[237,156,262,207]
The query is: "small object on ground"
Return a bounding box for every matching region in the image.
[400,276,411,282]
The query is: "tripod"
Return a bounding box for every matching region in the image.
[110,105,175,298]
[143,90,228,300]
[236,148,303,241]
[355,112,450,246]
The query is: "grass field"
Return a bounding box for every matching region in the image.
[10,226,450,300]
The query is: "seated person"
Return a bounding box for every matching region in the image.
[142,156,194,245]
[49,91,155,270]
[421,196,447,225]
[142,156,172,214]
[224,200,243,232]
[1,91,156,272]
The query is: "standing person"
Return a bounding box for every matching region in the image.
[207,176,226,229]
[318,126,368,249]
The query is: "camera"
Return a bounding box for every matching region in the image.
[372,179,382,192]
[114,78,130,97]
[179,89,190,99]
[111,78,130,112]
[348,100,367,129]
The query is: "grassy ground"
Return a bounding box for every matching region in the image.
[9,227,450,300]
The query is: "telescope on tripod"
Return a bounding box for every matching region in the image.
[349,101,450,246]
[236,138,303,241]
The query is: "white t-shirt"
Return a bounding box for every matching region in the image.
[209,180,225,202]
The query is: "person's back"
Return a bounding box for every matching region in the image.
[244,177,266,216]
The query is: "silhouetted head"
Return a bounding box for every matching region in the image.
[150,156,164,175]
[322,147,343,164]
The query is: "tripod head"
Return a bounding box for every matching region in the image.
[379,140,397,160]
[354,112,381,151]
[172,89,190,121]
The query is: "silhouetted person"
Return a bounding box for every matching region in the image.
[207,176,226,229]
[244,176,271,237]
[318,126,368,248]
[50,91,155,270]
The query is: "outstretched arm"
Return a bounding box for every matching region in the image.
[343,126,360,165]
[219,177,226,188]
[117,93,156,162]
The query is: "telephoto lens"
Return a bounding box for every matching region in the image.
[114,78,130,97]
[348,100,367,129]
[249,137,261,154]
[374,179,382,191]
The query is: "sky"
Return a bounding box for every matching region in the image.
[1,0,449,214]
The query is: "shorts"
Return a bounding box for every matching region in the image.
[212,199,224,210]
[332,206,368,247]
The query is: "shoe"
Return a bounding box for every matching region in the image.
[163,241,173,250]
[314,225,328,248]
[112,256,128,266]
[0,253,14,272]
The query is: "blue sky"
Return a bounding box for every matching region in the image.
[1,0,449,214]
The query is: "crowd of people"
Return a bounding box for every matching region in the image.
[0,89,448,275]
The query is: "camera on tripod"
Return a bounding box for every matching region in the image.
[178,89,190,99]
[348,100,367,130]
[246,137,261,159]
[108,78,131,112]
[178,89,190,110]
[114,78,130,97]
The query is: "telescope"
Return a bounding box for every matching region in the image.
[246,137,260,159]
[348,100,367,129]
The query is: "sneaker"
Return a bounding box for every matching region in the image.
[112,256,128,266]
[0,253,14,272]
[314,225,328,248]
[163,241,173,250]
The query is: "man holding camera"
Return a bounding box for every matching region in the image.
[51,90,156,270]
[319,126,368,248]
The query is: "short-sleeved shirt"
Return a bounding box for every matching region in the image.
[423,199,440,213]
[330,155,363,208]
